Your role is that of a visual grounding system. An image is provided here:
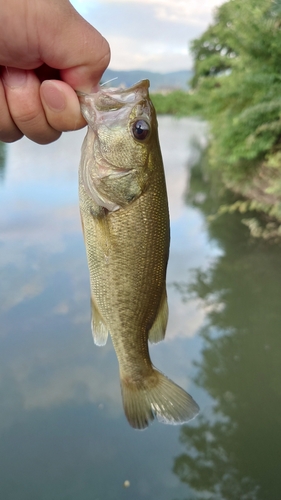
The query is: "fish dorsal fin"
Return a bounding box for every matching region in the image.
[91,298,109,346]
[148,288,168,344]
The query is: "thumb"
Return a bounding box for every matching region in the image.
[39,1,110,92]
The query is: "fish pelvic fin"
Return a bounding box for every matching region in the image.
[148,289,168,344]
[120,368,199,430]
[91,298,109,346]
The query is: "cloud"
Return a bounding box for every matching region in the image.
[70,0,226,72]
[104,35,192,72]
[73,0,224,25]
[140,0,223,26]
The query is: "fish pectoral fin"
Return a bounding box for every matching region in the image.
[91,298,109,346]
[148,289,168,344]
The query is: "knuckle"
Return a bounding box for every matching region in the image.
[0,129,23,143]
[11,108,61,144]
[0,87,23,142]
[33,130,61,145]
[0,116,23,143]
[13,106,42,126]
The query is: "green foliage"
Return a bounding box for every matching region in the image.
[186,141,281,240]
[151,90,199,117]
[152,0,281,225]
[190,0,281,196]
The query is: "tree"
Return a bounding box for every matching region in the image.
[189,0,281,221]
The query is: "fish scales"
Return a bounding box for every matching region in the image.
[78,80,199,429]
[80,151,168,368]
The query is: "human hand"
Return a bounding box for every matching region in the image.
[0,0,110,144]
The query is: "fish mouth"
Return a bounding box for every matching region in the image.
[77,80,150,115]
[78,80,153,149]
[77,79,150,101]
[95,80,150,107]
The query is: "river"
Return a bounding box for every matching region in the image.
[0,116,280,500]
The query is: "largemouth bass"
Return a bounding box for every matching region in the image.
[78,80,199,429]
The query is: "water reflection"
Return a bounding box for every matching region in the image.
[3,117,280,499]
[0,119,216,500]
[173,162,281,500]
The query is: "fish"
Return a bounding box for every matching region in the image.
[78,80,199,429]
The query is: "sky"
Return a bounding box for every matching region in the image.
[70,0,226,73]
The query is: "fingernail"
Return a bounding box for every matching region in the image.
[2,67,27,88]
[41,81,66,112]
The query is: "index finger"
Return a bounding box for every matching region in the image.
[38,1,111,92]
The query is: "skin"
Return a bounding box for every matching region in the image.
[0,0,110,144]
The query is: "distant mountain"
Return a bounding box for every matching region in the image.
[101,69,192,92]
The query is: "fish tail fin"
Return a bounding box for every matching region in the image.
[120,368,199,430]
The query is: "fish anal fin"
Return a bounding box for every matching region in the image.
[148,289,168,344]
[91,298,109,346]
[120,368,199,430]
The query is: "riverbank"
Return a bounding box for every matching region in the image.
[151,90,281,240]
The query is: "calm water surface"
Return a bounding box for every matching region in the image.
[0,117,281,500]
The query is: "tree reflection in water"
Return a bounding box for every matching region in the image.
[173,161,281,500]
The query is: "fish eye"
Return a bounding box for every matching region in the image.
[132,120,150,141]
